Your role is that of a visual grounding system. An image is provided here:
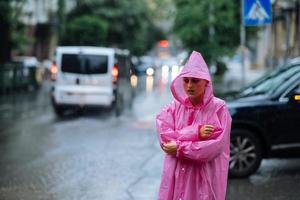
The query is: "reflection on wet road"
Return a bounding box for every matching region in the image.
[0,78,168,200]
[227,159,300,200]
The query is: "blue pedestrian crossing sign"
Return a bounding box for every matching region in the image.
[243,0,272,26]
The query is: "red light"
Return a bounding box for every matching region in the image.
[50,61,57,81]
[112,65,119,77]
[112,64,119,84]
[50,64,57,74]
[158,40,169,47]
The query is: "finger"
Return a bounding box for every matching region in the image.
[162,143,170,147]
[164,144,170,148]
[205,125,214,129]
[205,131,213,135]
[204,129,214,133]
[205,130,214,134]
[163,146,171,151]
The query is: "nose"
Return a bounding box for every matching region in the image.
[187,80,193,87]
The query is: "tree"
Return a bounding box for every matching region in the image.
[0,0,13,64]
[0,0,28,63]
[57,0,66,42]
[173,0,242,64]
[63,0,164,55]
[61,15,108,46]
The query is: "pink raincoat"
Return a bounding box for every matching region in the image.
[156,51,232,200]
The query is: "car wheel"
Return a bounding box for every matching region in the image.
[229,129,263,178]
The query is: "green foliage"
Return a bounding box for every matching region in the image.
[57,0,66,40]
[61,15,108,46]
[215,60,227,76]
[174,0,244,64]
[148,0,175,27]
[0,0,12,23]
[10,1,30,55]
[11,22,31,55]
[0,0,27,62]
[62,0,164,55]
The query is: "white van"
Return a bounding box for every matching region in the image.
[50,46,134,116]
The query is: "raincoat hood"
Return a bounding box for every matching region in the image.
[171,51,213,108]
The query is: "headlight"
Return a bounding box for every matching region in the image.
[146,67,154,76]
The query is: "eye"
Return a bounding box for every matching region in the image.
[183,78,189,83]
[191,78,200,84]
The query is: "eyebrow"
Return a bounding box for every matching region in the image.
[183,77,201,80]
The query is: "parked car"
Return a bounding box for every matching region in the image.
[11,56,43,89]
[50,46,134,117]
[228,57,300,178]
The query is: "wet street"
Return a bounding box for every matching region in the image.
[1,73,300,200]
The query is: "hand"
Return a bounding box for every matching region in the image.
[199,125,214,139]
[162,141,177,155]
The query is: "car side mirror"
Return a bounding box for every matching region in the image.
[289,88,300,104]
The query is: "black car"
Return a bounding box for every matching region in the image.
[228,58,300,178]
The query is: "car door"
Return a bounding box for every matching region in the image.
[272,79,300,144]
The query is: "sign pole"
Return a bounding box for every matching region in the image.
[241,0,246,88]
[241,0,272,87]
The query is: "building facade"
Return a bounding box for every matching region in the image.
[18,0,76,60]
[255,0,300,68]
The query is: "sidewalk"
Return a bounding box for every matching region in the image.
[129,80,173,199]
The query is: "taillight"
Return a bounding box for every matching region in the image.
[112,64,119,85]
[50,61,57,81]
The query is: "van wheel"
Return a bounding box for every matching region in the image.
[53,105,66,117]
[229,129,262,178]
[51,99,65,117]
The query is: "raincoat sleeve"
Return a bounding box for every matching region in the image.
[156,102,200,145]
[176,104,232,162]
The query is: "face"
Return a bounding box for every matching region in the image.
[183,77,207,102]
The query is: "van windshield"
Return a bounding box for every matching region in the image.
[61,54,108,74]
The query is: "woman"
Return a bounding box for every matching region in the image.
[156,51,232,200]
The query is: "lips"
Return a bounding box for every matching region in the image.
[187,90,194,94]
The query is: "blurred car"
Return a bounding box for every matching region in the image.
[50,46,134,117]
[11,56,43,88]
[135,63,155,76]
[228,57,300,178]
[12,56,39,67]
[135,56,156,76]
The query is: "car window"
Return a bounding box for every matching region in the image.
[61,54,108,74]
[239,66,300,97]
[285,81,300,98]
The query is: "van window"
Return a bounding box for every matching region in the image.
[61,54,108,74]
